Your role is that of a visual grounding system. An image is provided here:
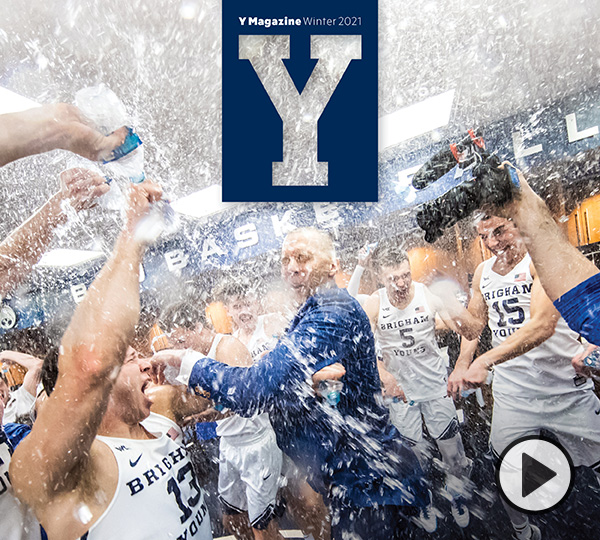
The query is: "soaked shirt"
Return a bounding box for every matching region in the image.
[188,286,426,508]
[481,253,589,397]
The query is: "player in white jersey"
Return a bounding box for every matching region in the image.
[8,179,214,540]
[215,281,287,540]
[365,245,483,533]
[0,373,41,540]
[448,214,600,540]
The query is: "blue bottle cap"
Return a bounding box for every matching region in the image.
[103,127,142,164]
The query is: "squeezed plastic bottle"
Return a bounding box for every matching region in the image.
[318,380,344,407]
[74,84,178,241]
[75,84,145,183]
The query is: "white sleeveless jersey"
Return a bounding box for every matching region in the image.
[86,434,212,540]
[216,315,277,442]
[0,436,40,540]
[480,253,589,397]
[142,412,184,445]
[376,283,448,402]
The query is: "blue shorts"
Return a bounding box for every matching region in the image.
[554,272,600,345]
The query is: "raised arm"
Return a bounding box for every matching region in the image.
[0,104,127,167]
[10,181,162,508]
[0,168,109,297]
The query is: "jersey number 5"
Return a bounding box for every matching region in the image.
[398,328,416,348]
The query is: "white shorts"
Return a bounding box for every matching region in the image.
[490,390,600,468]
[218,429,283,527]
[388,395,459,443]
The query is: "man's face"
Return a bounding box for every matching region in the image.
[226,295,258,332]
[380,261,413,303]
[281,232,337,300]
[476,216,521,256]
[110,347,153,424]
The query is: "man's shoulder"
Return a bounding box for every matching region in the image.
[312,287,365,314]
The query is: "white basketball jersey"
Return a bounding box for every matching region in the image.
[86,434,212,540]
[216,315,276,442]
[142,412,184,445]
[376,283,448,402]
[0,437,40,540]
[480,253,589,397]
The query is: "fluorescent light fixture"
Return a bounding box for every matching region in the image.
[171,184,239,219]
[0,87,40,114]
[379,89,455,151]
[36,249,105,268]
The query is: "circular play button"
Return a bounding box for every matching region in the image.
[496,435,574,513]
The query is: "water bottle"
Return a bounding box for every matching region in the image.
[318,380,343,407]
[62,157,125,212]
[75,85,145,183]
[75,85,179,242]
[583,349,600,369]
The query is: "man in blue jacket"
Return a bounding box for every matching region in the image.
[153,227,427,539]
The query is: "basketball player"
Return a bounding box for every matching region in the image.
[364,244,482,532]
[494,166,600,346]
[448,214,600,540]
[10,178,213,540]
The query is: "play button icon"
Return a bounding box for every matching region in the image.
[496,435,574,513]
[521,453,557,498]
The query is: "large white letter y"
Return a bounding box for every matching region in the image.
[239,34,362,187]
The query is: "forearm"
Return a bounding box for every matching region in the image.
[509,177,597,300]
[0,193,67,296]
[455,337,479,370]
[187,348,295,415]
[444,311,485,341]
[474,320,554,368]
[60,232,144,378]
[347,265,365,298]
[0,109,64,167]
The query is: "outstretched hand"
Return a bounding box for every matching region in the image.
[0,103,129,167]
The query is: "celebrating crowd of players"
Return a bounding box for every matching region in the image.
[2,105,600,540]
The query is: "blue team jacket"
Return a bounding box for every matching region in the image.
[188,285,426,507]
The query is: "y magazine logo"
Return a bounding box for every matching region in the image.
[222,0,378,202]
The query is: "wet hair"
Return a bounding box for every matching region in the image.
[213,280,252,304]
[473,212,494,227]
[160,301,207,332]
[373,244,410,270]
[285,227,337,260]
[41,346,60,396]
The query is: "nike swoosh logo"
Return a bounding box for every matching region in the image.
[382,314,393,319]
[263,473,272,481]
[129,454,143,467]
[595,408,600,415]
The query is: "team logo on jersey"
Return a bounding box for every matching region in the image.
[129,454,143,467]
[514,273,527,282]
